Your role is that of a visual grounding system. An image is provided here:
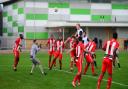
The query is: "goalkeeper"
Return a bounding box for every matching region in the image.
[30,40,46,75]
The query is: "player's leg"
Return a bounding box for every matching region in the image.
[97,59,107,89]
[93,54,98,68]
[59,54,62,70]
[116,56,121,68]
[48,51,52,68]
[30,57,37,74]
[50,52,58,70]
[72,74,79,87]
[49,55,52,68]
[84,54,90,75]
[39,64,46,75]
[30,64,36,74]
[90,57,97,76]
[91,62,97,76]
[77,59,82,86]
[70,52,75,71]
[83,62,90,75]
[70,57,74,71]
[13,52,19,71]
[97,72,105,89]
[37,59,46,75]
[50,57,57,70]
[72,60,80,87]
[113,59,116,68]
[78,74,81,86]
[106,60,112,89]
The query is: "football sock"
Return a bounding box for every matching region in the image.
[39,65,44,74]
[118,63,121,68]
[97,74,104,89]
[30,64,35,73]
[107,77,112,89]
[78,75,81,83]
[73,75,79,83]
[94,60,97,68]
[91,63,95,74]
[59,60,62,70]
[84,64,89,74]
[70,61,73,69]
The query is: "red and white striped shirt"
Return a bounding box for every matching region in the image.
[60,41,64,54]
[103,39,119,60]
[76,42,84,58]
[47,38,56,51]
[85,41,96,54]
[56,40,64,53]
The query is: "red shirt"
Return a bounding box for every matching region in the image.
[85,41,96,53]
[55,40,64,53]
[47,38,56,51]
[71,41,77,53]
[60,41,64,54]
[76,42,84,58]
[13,37,21,52]
[103,38,119,59]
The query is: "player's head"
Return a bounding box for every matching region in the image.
[83,32,86,37]
[33,39,37,44]
[50,34,54,39]
[59,36,63,41]
[78,37,82,42]
[71,36,76,42]
[93,38,96,43]
[19,34,24,39]
[76,24,81,30]
[89,38,92,42]
[113,32,118,39]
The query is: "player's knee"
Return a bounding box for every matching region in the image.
[101,72,105,76]
[71,58,74,61]
[77,72,81,75]
[87,63,90,65]
[108,73,112,77]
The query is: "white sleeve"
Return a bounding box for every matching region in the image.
[35,45,40,52]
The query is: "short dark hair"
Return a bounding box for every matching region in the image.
[71,35,76,39]
[33,39,37,43]
[19,34,24,39]
[78,37,82,42]
[113,32,118,39]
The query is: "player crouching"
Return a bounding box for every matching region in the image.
[30,40,46,75]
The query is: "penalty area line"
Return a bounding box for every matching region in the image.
[53,68,128,87]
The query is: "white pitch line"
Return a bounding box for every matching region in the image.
[0,65,128,87]
[53,68,128,87]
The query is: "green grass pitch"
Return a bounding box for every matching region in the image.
[0,50,128,89]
